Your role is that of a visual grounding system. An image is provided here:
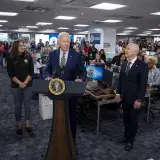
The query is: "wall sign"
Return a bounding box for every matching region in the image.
[90,33,101,44]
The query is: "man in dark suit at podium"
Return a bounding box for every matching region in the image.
[116,43,148,151]
[45,32,86,140]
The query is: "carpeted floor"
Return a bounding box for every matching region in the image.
[0,68,160,160]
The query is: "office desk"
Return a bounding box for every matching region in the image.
[84,91,151,135]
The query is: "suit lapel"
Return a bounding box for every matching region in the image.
[65,49,73,68]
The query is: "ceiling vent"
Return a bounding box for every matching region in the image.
[22,6,51,13]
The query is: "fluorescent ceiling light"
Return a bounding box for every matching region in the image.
[117,33,130,35]
[102,19,122,23]
[0,20,8,23]
[90,2,127,10]
[137,34,148,36]
[74,24,89,27]
[149,28,160,31]
[18,28,29,30]
[26,26,38,28]
[40,29,55,33]
[57,27,69,29]
[36,22,52,26]
[0,25,2,27]
[74,29,81,30]
[54,16,77,20]
[12,0,34,2]
[125,27,138,30]
[0,12,18,16]
[150,12,160,15]
[124,30,134,33]
[152,34,160,36]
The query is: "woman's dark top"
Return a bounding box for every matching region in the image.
[7,53,34,88]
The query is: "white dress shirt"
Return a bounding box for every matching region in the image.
[128,57,137,68]
[59,49,69,65]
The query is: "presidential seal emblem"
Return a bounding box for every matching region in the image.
[48,78,65,95]
[88,68,94,77]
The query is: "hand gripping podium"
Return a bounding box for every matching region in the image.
[32,78,87,160]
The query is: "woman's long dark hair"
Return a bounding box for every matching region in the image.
[10,39,28,57]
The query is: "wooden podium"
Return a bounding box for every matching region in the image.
[32,79,87,160]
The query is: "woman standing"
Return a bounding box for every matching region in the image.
[7,40,35,137]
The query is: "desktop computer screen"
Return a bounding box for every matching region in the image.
[86,65,104,81]
[150,52,155,56]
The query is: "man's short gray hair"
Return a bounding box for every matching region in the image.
[58,32,70,40]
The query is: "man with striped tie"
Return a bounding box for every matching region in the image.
[116,43,148,151]
[45,32,86,140]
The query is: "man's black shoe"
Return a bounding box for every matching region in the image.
[117,137,128,143]
[125,142,133,151]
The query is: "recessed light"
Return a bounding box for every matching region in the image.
[12,0,35,2]
[149,28,160,31]
[152,34,160,36]
[39,29,55,33]
[150,12,160,16]
[0,25,3,27]
[137,34,148,36]
[124,30,134,33]
[74,24,89,27]
[125,27,138,30]
[54,16,77,20]
[26,26,38,28]
[117,33,130,35]
[102,19,122,23]
[0,20,8,23]
[36,22,52,26]
[74,29,81,30]
[57,27,69,29]
[0,12,18,16]
[90,2,127,10]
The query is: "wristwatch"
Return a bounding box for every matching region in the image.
[136,99,142,102]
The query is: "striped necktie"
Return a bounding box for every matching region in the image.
[60,52,66,68]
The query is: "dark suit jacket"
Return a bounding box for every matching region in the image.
[117,58,148,104]
[45,49,86,81]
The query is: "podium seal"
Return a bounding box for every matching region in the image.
[48,78,65,95]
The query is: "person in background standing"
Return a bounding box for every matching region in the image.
[0,41,5,67]
[7,40,35,137]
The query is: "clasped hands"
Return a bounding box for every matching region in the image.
[19,81,28,89]
[116,95,141,109]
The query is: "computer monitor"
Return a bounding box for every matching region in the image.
[86,65,104,81]
[95,63,105,69]
[150,52,155,56]
[103,69,113,87]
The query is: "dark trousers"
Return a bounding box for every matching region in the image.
[122,101,140,143]
[69,97,77,140]
[12,87,32,121]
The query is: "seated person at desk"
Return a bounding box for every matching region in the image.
[32,53,42,79]
[147,56,160,87]
[92,53,105,65]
